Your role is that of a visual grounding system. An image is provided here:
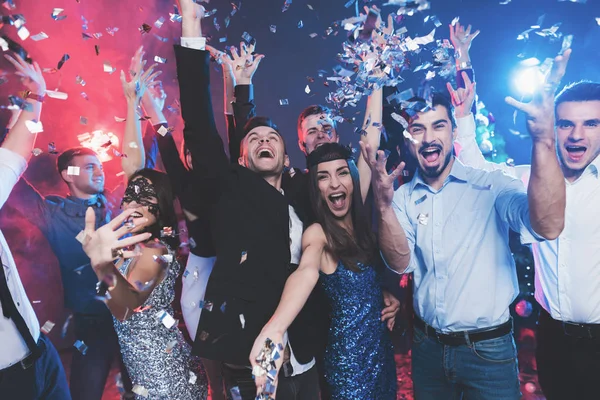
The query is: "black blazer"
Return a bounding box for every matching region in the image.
[175,45,317,365]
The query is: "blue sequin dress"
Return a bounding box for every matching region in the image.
[113,244,207,400]
[320,262,396,400]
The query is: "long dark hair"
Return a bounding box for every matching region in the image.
[308,156,379,272]
[126,168,179,249]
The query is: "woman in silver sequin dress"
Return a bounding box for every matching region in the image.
[81,168,207,400]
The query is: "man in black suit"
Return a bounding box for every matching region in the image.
[174,1,320,398]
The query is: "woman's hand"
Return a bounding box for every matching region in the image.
[249,327,285,398]
[121,46,162,104]
[81,207,151,269]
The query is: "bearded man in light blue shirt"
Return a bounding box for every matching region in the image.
[361,52,569,399]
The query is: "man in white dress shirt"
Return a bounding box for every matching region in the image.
[0,53,70,398]
[451,50,600,398]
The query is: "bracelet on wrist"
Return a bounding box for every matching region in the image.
[456,61,472,70]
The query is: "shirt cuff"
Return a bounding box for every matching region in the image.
[153,123,170,137]
[380,250,412,275]
[180,37,206,51]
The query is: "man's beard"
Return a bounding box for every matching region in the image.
[420,150,453,178]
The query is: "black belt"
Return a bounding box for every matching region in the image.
[414,316,513,346]
[540,308,600,339]
[0,336,45,373]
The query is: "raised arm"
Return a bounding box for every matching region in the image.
[1,53,51,227]
[356,15,393,202]
[357,87,383,202]
[219,42,263,162]
[177,0,229,177]
[2,53,45,161]
[505,50,570,240]
[249,223,326,390]
[120,47,161,178]
[361,142,412,272]
[449,70,529,180]
[142,84,189,199]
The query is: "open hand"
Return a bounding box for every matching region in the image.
[81,208,151,269]
[4,53,46,95]
[142,83,167,115]
[360,142,405,209]
[121,46,162,103]
[447,71,476,118]
[505,49,572,141]
[220,41,265,85]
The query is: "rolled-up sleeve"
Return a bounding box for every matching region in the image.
[494,172,544,245]
[381,191,418,275]
[0,148,27,210]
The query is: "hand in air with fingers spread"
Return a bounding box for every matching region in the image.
[218,41,265,85]
[360,141,406,210]
[82,207,151,269]
[505,49,572,141]
[121,46,162,104]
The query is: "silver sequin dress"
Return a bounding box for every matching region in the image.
[113,244,208,400]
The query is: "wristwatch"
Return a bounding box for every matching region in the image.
[25,91,45,103]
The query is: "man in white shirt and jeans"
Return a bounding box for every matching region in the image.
[0,53,70,398]
[451,50,600,398]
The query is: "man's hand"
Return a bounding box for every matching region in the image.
[4,53,46,95]
[505,49,572,142]
[449,22,479,64]
[360,142,405,210]
[82,208,151,269]
[141,84,167,120]
[447,71,476,118]
[381,290,400,331]
[121,46,161,104]
[220,42,265,85]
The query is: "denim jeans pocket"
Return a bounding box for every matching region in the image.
[413,327,427,345]
[471,333,517,363]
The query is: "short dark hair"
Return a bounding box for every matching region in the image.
[297,105,337,139]
[555,81,600,113]
[431,93,456,129]
[57,147,99,174]
[241,116,285,155]
[126,168,179,249]
[243,116,280,137]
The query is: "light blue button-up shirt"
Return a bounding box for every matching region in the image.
[389,159,542,333]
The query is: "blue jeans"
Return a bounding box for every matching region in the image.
[412,327,521,400]
[0,334,71,399]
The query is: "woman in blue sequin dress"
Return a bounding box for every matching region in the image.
[250,143,396,399]
[82,169,207,400]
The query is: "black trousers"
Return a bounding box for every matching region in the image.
[69,313,133,400]
[0,334,71,399]
[221,363,320,400]
[536,308,600,400]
